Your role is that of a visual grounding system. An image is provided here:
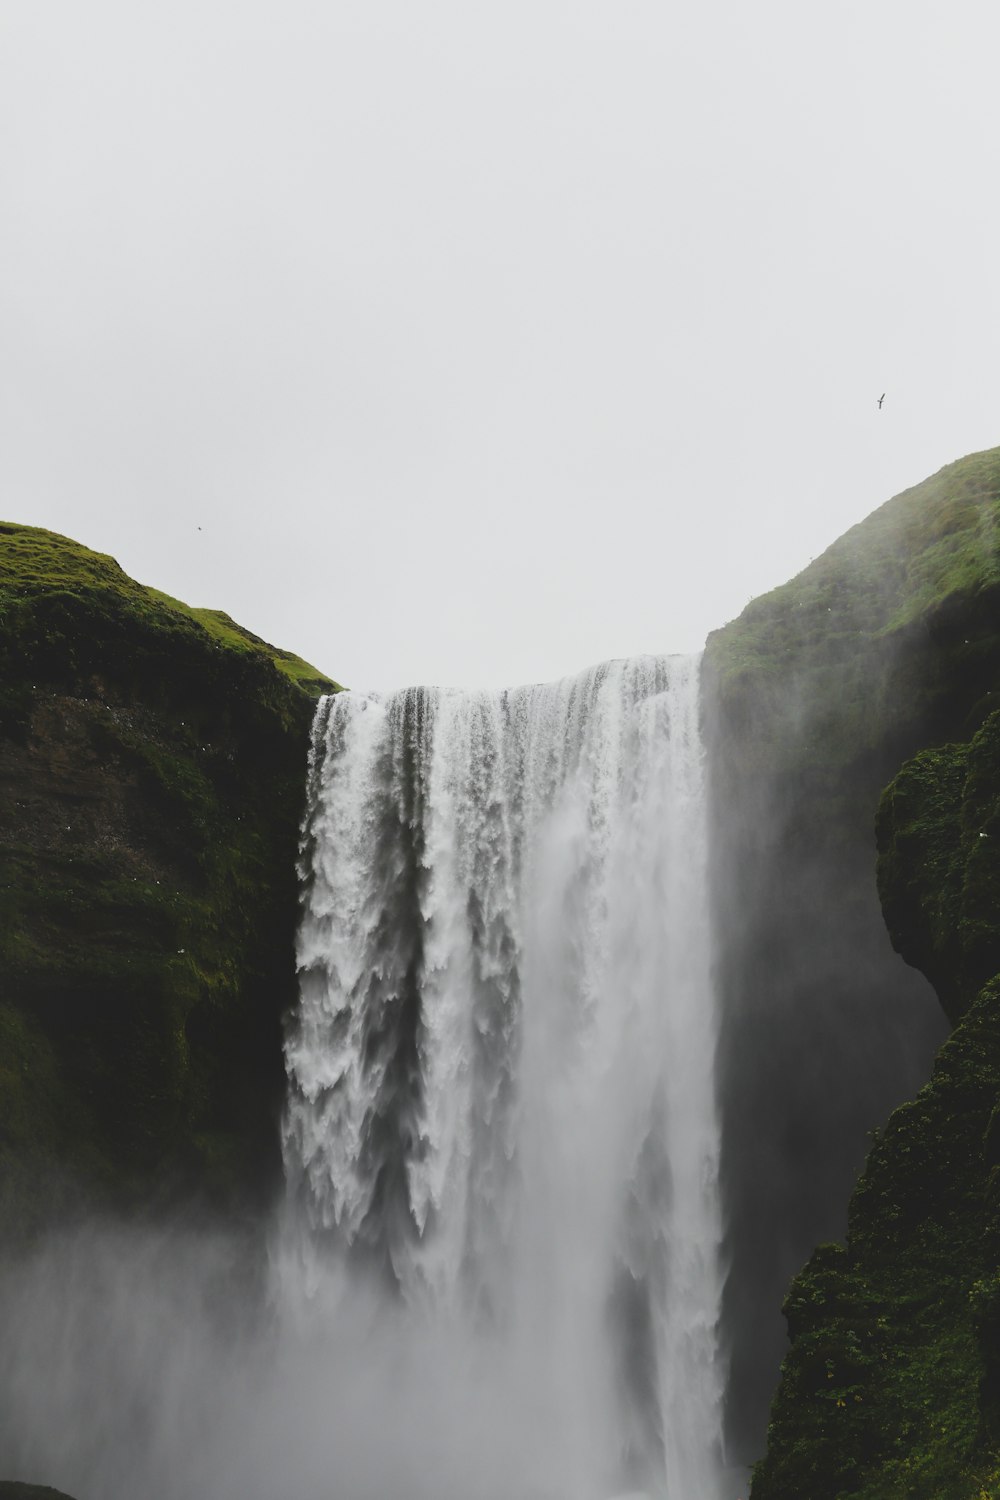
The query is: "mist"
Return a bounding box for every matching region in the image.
[0,1220,616,1500]
[1,657,734,1500]
[704,510,960,1456]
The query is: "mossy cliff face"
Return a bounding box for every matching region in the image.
[0,523,338,1235]
[877,714,1000,1027]
[752,710,1000,1499]
[704,447,1000,1459]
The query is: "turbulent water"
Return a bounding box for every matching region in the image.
[284,654,725,1500]
[0,655,726,1500]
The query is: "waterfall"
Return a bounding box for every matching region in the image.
[283,654,725,1500]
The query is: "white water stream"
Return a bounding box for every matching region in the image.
[284,654,725,1500]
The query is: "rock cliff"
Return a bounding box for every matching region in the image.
[0,523,338,1235]
[752,712,1000,1498]
[713,447,1000,1496]
[705,444,1000,1462]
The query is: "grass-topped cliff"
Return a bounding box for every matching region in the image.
[708,446,1000,1496]
[705,447,1000,1462]
[708,446,1000,780]
[0,523,339,1236]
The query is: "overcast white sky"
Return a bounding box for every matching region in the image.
[3,2,999,689]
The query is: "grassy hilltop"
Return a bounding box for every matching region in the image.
[708,445,1000,782]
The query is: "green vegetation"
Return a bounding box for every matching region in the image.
[877,712,1000,1025]
[706,446,1000,779]
[712,449,1000,675]
[0,522,340,1235]
[750,680,1000,1497]
[753,970,1000,1499]
[707,446,1000,1478]
[145,588,339,696]
[0,523,338,700]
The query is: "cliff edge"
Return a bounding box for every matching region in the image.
[736,449,1000,1497]
[705,445,1000,1461]
[0,523,338,1235]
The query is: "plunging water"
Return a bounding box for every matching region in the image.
[284,655,725,1500]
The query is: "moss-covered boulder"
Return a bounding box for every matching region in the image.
[0,523,339,1237]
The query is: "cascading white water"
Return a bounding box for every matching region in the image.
[283,654,725,1500]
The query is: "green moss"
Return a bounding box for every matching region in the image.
[0,523,340,701]
[0,1005,62,1153]
[753,980,1000,1500]
[710,447,1000,676]
[705,446,1000,778]
[709,449,1000,1468]
[877,711,1000,1022]
[0,521,342,1235]
[752,681,1000,1500]
[146,588,342,695]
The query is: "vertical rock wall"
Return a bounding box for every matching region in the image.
[0,523,337,1234]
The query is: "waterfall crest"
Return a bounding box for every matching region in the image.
[283,654,725,1500]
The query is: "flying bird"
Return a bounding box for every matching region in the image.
[878,393,885,409]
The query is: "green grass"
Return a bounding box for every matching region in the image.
[704,447,1000,791]
[709,447,1000,688]
[0,522,340,697]
[147,589,341,694]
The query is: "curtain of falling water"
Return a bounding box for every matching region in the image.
[283,655,725,1500]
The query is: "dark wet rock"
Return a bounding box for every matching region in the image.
[0,522,339,1237]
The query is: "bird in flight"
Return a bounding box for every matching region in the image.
[878,393,885,409]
